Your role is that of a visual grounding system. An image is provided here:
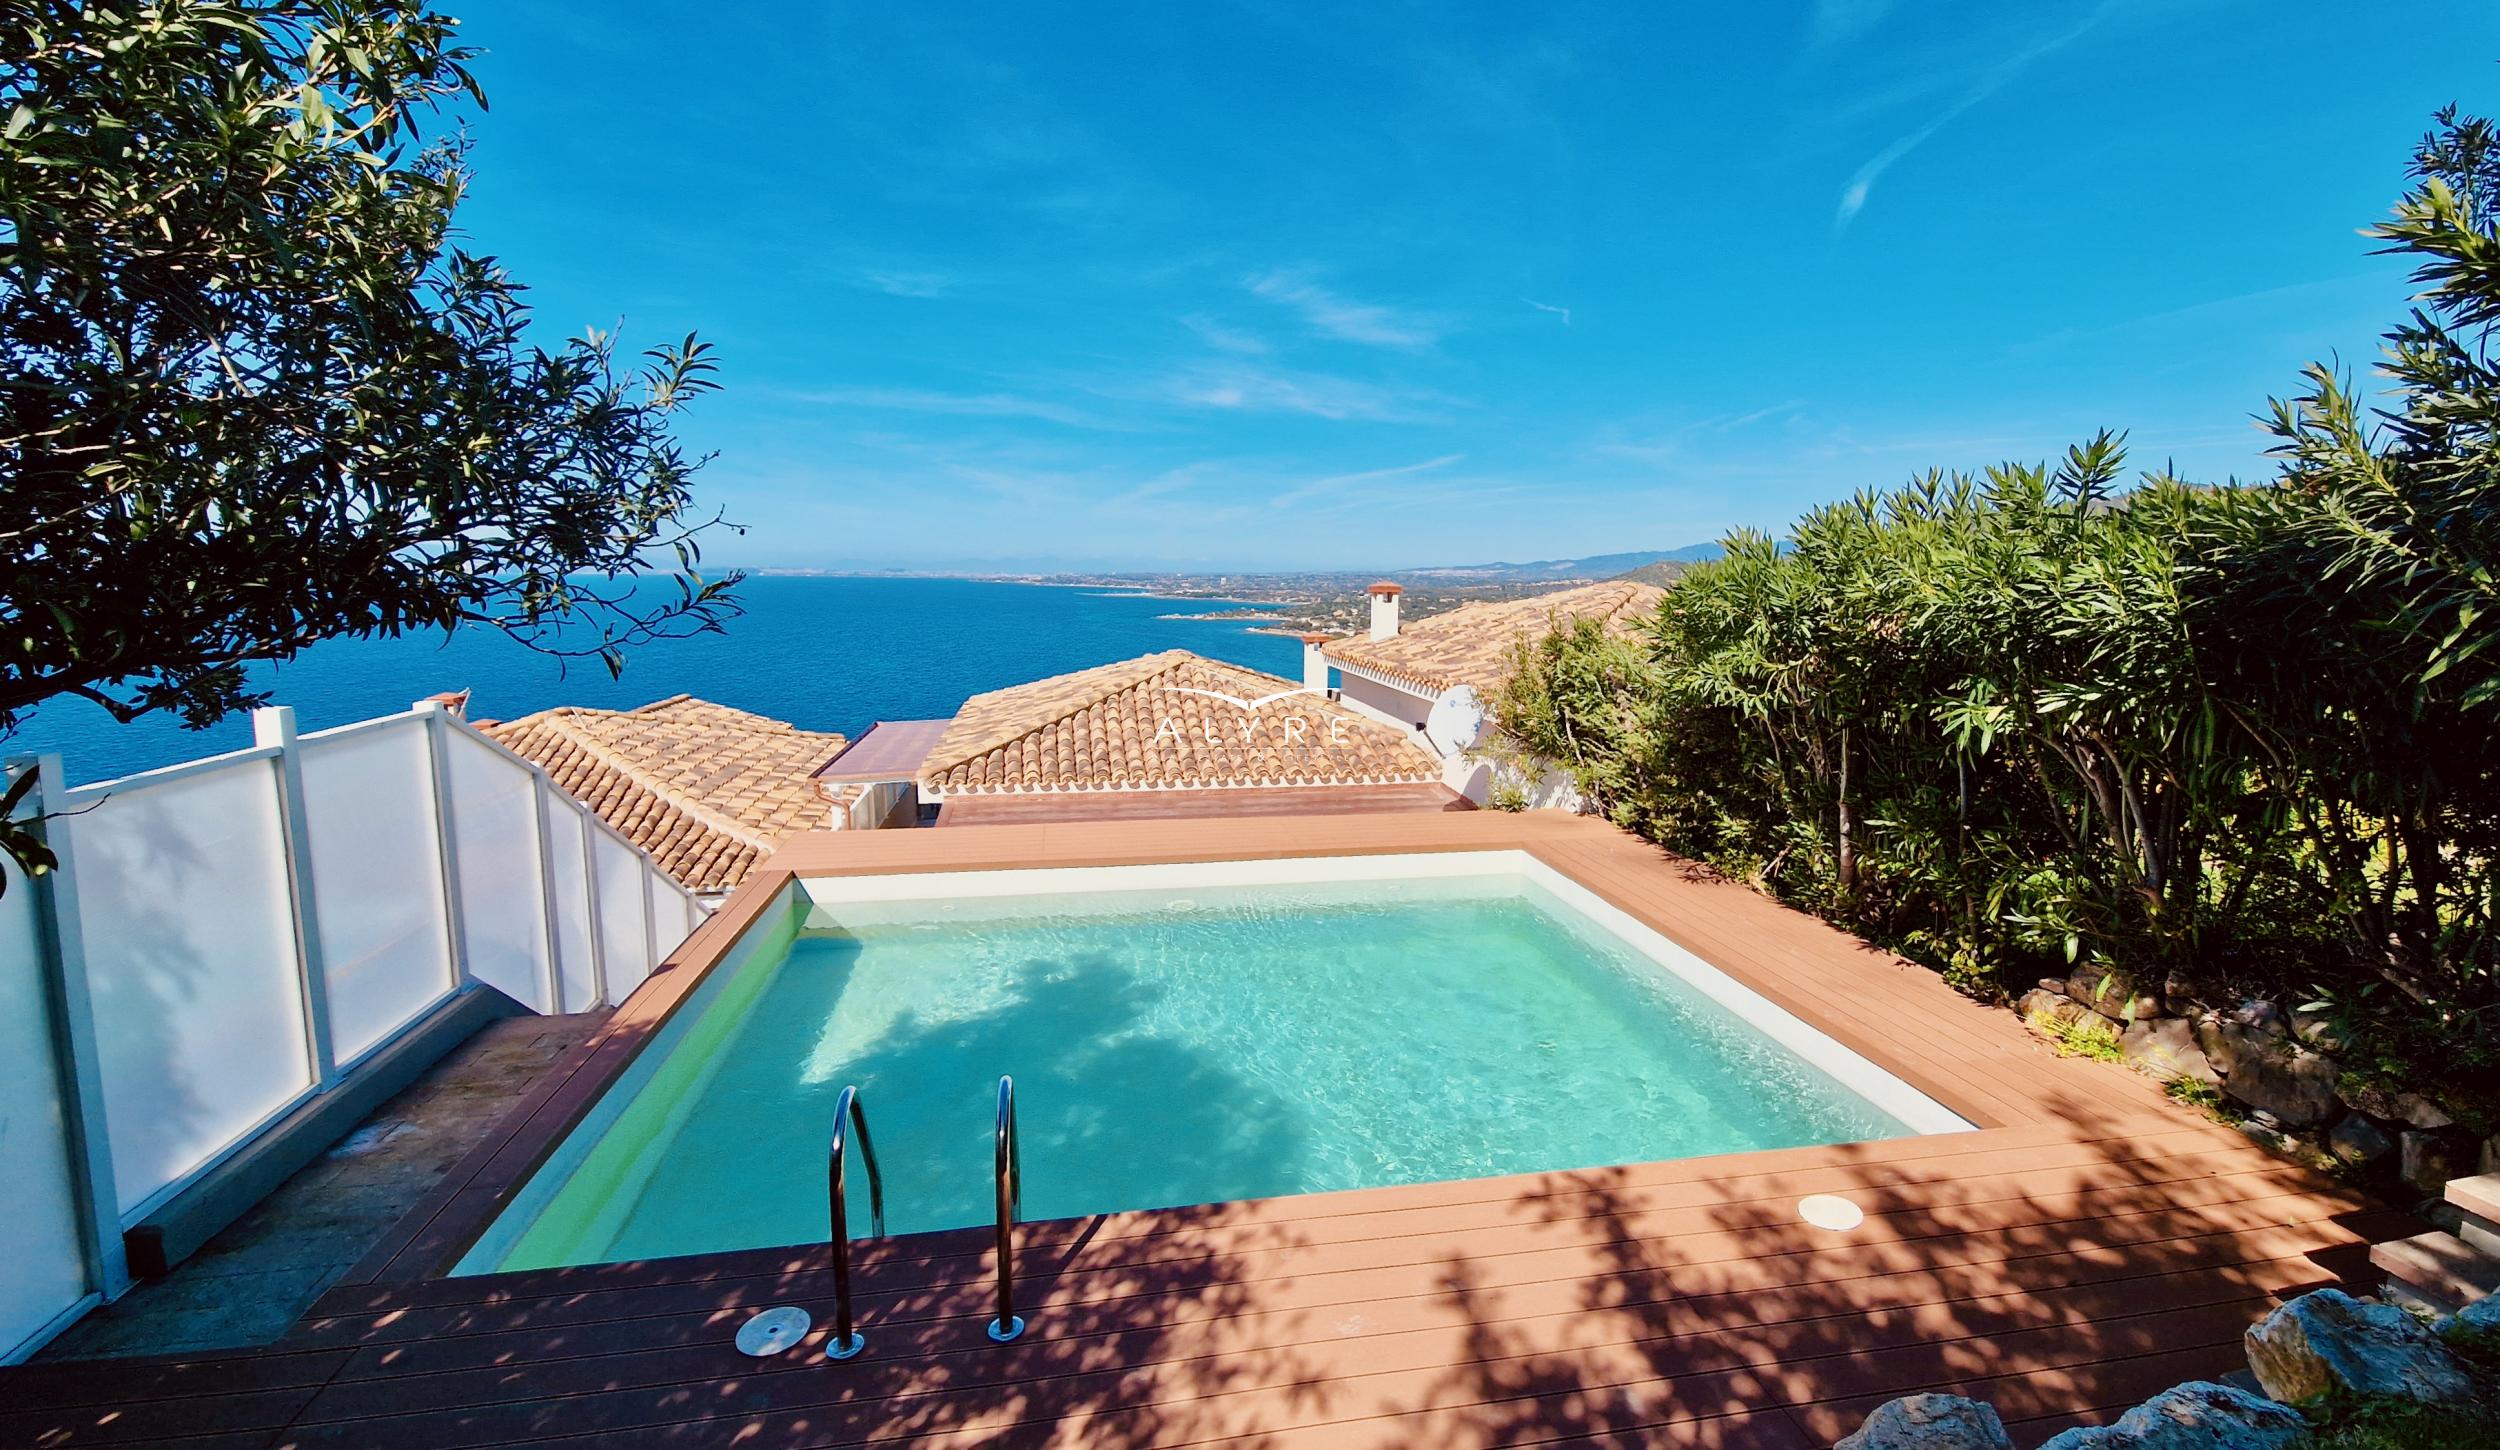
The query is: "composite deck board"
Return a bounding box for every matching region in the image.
[287,1155,2350,1414]
[3,812,2412,1448]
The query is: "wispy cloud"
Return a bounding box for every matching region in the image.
[1179,314,1271,355]
[1247,271,1441,348]
[1154,362,1450,422]
[1268,453,1465,508]
[1835,3,2118,227]
[1809,0,1897,49]
[852,267,954,299]
[789,385,1123,430]
[1524,298,1573,325]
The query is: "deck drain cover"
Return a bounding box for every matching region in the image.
[736,1306,813,1357]
[1797,1194,1865,1232]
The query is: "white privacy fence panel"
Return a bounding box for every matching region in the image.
[541,793,600,1011]
[593,831,651,1000]
[298,724,459,1063]
[441,730,556,1013]
[0,786,100,1363]
[2,702,706,1357]
[65,755,314,1218]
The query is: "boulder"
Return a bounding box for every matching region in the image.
[1836,1393,2014,1450]
[2121,1017,2221,1086]
[2033,1382,2308,1448]
[2244,1288,2474,1405]
[2067,963,2162,1022]
[2324,1114,2395,1167]
[2197,1019,2338,1127]
[2400,1131,2472,1194]
[2338,1080,2455,1130]
[2020,989,2108,1036]
[2484,1133,2500,1177]
[2444,1290,2500,1339]
[2287,1004,2349,1055]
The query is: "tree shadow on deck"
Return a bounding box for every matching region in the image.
[1378,1077,2408,1450]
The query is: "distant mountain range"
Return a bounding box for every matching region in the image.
[1398,545,1723,583]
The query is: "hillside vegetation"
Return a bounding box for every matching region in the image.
[1497,100,2500,1113]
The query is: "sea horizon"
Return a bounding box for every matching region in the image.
[9,577,1306,789]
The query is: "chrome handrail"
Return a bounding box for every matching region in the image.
[987,1074,1026,1342]
[825,1084,885,1360]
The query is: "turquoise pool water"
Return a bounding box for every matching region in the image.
[470,871,1929,1273]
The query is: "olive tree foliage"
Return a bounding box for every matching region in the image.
[1499,97,2500,1085]
[0,1,742,884]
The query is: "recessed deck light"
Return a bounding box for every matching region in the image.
[1798,1194,1865,1231]
[735,1305,812,1356]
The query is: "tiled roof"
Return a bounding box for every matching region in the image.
[477,695,847,892]
[1323,580,1666,696]
[921,651,1442,795]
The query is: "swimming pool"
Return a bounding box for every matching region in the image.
[455,852,1968,1275]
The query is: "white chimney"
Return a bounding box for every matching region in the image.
[1300,633,1332,693]
[1367,581,1403,641]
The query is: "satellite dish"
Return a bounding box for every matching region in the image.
[1424,686,1489,755]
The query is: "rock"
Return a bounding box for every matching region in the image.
[2287,1003,2349,1055]
[2121,1017,2221,1086]
[2163,969,2200,1013]
[2244,1287,2474,1405]
[2034,1382,2308,1448]
[2445,1291,2500,1339]
[2196,1016,2338,1126]
[2067,963,2162,1021]
[2338,1080,2454,1130]
[2400,1131,2472,1194]
[2021,989,2101,1034]
[2227,999,2288,1037]
[1836,1393,2014,1450]
[2325,1114,2395,1167]
[2484,1134,2500,1177]
[2216,1041,2340,1128]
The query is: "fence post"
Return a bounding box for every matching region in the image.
[14,755,132,1302]
[576,804,611,1010]
[527,770,565,1015]
[415,702,472,994]
[255,707,338,1089]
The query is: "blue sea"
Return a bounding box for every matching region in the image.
[11,577,1303,788]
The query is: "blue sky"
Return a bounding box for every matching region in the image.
[455,2,2500,572]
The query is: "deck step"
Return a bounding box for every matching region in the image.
[2371,1230,2500,1314]
[2447,1173,2500,1256]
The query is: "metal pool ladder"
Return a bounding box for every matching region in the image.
[989,1074,1027,1342]
[824,1084,885,1360]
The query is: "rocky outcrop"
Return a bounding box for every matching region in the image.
[2066,963,2162,1022]
[2446,1289,2500,1338]
[2020,988,2113,1036]
[2196,1014,2338,1127]
[2401,1132,2473,1195]
[1835,1393,2014,1450]
[2121,1017,2220,1086]
[2338,1081,2454,1130]
[2243,1288,2474,1405]
[2034,1382,2309,1448]
[2325,1114,2394,1167]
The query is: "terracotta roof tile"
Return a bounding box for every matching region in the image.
[1323,580,1665,696]
[478,695,847,893]
[921,651,1441,795]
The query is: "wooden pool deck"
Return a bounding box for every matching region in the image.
[0,812,2404,1449]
